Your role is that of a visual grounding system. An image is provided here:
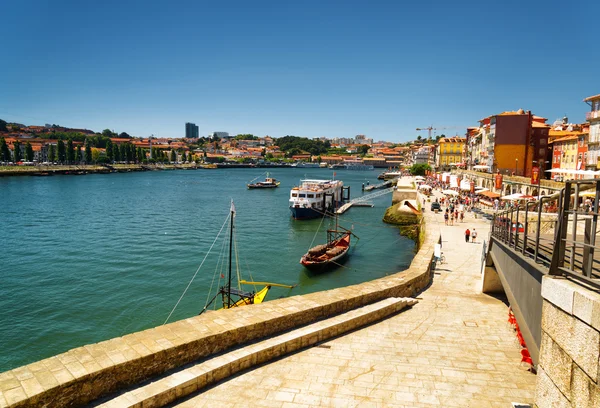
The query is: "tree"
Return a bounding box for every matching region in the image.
[114,144,119,162]
[137,147,144,163]
[409,163,431,176]
[13,141,22,163]
[0,138,10,161]
[416,135,422,141]
[66,139,75,164]
[102,129,114,138]
[76,146,82,162]
[120,144,127,163]
[24,142,33,162]
[170,150,176,162]
[85,139,92,163]
[57,140,66,163]
[0,119,7,132]
[357,145,370,156]
[118,132,130,138]
[105,139,113,162]
[48,144,56,163]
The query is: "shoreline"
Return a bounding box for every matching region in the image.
[0,163,293,177]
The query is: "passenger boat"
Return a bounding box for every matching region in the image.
[289,179,344,220]
[300,217,357,270]
[247,173,280,189]
[291,162,320,168]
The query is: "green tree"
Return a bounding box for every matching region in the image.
[118,132,130,138]
[114,144,121,162]
[13,141,22,162]
[0,138,10,161]
[57,140,66,163]
[416,135,422,141]
[66,139,75,164]
[120,144,127,163]
[357,145,370,156]
[409,163,431,176]
[170,150,176,162]
[0,119,7,132]
[25,142,34,162]
[102,129,114,138]
[48,144,56,163]
[105,139,113,162]
[76,146,82,162]
[137,147,144,163]
[85,139,92,163]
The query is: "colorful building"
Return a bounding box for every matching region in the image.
[436,137,465,170]
[585,94,600,169]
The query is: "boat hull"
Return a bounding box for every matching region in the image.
[247,184,278,189]
[300,232,352,270]
[290,206,323,220]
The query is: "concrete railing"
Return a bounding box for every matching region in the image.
[535,276,600,407]
[0,219,440,407]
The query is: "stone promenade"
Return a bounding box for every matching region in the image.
[175,190,538,407]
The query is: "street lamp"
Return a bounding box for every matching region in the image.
[515,158,518,176]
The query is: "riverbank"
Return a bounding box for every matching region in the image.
[0,162,293,177]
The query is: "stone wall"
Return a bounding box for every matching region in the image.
[0,218,440,407]
[535,276,600,407]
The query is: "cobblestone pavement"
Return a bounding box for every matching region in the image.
[175,189,537,407]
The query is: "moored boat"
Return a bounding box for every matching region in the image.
[247,173,280,189]
[300,221,357,270]
[289,179,344,220]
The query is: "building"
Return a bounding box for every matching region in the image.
[585,94,600,169]
[212,132,230,140]
[436,137,466,170]
[413,145,432,165]
[467,109,550,176]
[185,122,199,138]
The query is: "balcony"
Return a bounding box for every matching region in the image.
[586,110,600,121]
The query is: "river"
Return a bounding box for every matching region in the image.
[0,167,415,372]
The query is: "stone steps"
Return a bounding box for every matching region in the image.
[93,297,417,408]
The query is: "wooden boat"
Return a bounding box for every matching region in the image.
[199,200,294,314]
[300,217,358,270]
[247,173,280,189]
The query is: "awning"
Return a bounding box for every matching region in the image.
[477,190,501,199]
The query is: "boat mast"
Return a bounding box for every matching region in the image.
[228,200,234,308]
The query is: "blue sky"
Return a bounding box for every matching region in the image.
[0,0,597,142]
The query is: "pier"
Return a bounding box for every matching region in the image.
[336,187,395,214]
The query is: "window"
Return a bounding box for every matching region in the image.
[292,193,298,197]
[307,194,314,198]
[299,193,306,198]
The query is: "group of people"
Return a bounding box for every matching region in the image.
[443,207,464,225]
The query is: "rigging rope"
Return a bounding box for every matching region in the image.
[163,213,230,325]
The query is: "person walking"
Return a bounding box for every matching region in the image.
[471,228,478,243]
[460,211,464,222]
[465,228,470,242]
[444,211,448,225]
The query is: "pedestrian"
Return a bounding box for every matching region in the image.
[444,212,449,225]
[450,213,454,226]
[460,212,464,222]
[465,228,470,242]
[471,228,477,243]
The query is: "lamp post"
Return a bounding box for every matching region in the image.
[515,158,518,176]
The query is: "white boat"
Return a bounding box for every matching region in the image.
[289,179,344,220]
[292,162,320,168]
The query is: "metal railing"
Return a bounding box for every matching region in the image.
[491,180,600,290]
[549,180,600,289]
[491,193,561,269]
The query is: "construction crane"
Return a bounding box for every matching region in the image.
[416,126,462,140]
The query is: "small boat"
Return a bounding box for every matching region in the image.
[300,217,357,270]
[198,200,294,314]
[247,173,280,189]
[291,162,320,168]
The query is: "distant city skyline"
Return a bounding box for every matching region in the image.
[1,1,596,142]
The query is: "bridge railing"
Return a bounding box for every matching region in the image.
[491,179,600,290]
[549,180,600,290]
